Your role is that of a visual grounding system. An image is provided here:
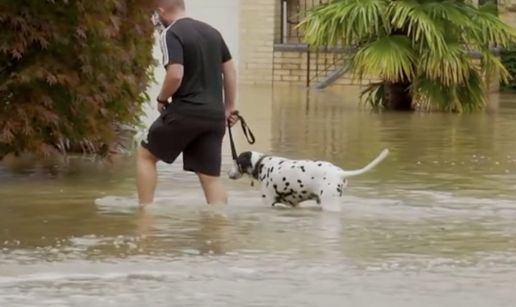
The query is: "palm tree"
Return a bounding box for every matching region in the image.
[298,0,516,112]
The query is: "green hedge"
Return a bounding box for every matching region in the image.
[0,0,155,158]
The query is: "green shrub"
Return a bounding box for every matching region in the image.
[0,0,155,158]
[500,45,516,91]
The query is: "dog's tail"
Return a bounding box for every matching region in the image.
[339,149,389,177]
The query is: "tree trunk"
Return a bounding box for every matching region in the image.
[383,81,413,111]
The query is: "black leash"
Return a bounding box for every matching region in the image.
[227,111,255,160]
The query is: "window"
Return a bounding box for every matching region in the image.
[276,0,327,44]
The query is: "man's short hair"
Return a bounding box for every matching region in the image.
[156,0,185,10]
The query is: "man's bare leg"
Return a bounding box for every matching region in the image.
[136,145,159,206]
[197,173,228,205]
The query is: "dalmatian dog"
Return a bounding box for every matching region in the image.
[228,149,389,211]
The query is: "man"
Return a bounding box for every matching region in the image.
[137,0,239,207]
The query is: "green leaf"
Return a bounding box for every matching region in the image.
[352,35,416,82]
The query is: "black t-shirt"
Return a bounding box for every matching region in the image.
[159,18,232,119]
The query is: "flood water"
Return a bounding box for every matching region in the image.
[1,82,516,306]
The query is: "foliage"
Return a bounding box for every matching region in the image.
[500,44,516,91]
[0,0,155,158]
[298,0,516,112]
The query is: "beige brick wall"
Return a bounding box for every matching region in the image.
[238,0,276,84]
[272,50,501,91]
[499,0,516,27]
[272,50,377,87]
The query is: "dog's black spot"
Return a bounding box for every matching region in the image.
[297,179,302,183]
[337,184,343,196]
[317,163,322,167]
[272,183,298,207]
[279,160,285,165]
[301,190,307,194]
[300,185,304,188]
[311,177,315,180]
[266,182,269,188]
[282,177,286,181]
[285,182,290,187]
[320,190,324,195]
[323,177,326,180]
[262,194,266,198]
[291,166,295,169]
[300,166,306,172]
[273,184,277,189]
[270,167,274,173]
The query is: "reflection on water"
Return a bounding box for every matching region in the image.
[1,85,516,306]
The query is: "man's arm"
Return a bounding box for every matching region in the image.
[157,31,184,103]
[221,38,236,112]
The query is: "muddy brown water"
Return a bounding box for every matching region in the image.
[1,85,516,307]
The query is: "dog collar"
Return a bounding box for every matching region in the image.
[251,155,268,179]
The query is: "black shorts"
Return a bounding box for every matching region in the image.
[141,111,226,176]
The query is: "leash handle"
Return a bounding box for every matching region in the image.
[232,111,255,145]
[227,110,255,160]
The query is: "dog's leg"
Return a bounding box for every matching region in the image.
[290,202,299,208]
[262,195,277,207]
[319,198,341,212]
[317,187,341,212]
[316,177,345,212]
[260,186,277,207]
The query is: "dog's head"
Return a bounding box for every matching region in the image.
[228,151,266,180]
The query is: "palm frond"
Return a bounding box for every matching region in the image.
[388,0,447,56]
[298,0,390,47]
[360,82,386,109]
[420,1,474,26]
[464,3,516,49]
[352,35,415,82]
[412,70,486,112]
[417,42,472,86]
[481,46,510,81]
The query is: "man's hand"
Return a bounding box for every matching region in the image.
[157,97,169,113]
[225,108,239,127]
[157,102,167,113]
